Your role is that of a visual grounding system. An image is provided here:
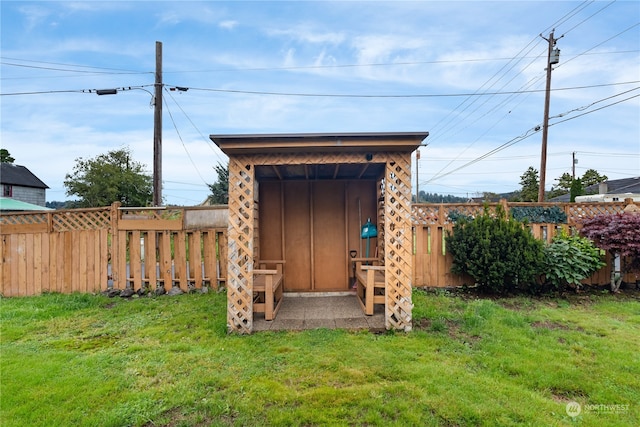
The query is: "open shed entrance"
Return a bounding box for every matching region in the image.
[211,132,428,333]
[259,178,379,292]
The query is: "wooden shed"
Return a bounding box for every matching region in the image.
[210,132,428,333]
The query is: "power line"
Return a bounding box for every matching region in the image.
[162,93,209,186]
[175,81,639,99]
[163,87,227,164]
[422,92,639,186]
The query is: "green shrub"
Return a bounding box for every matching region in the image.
[446,205,545,294]
[542,230,606,290]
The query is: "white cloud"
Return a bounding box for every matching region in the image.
[219,20,238,30]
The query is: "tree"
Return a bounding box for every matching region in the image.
[548,172,573,199]
[569,178,584,202]
[581,169,608,188]
[580,213,640,292]
[64,147,153,208]
[206,162,229,204]
[446,205,545,294]
[517,166,540,202]
[548,169,608,199]
[0,149,15,163]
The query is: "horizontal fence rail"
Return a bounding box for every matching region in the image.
[0,200,637,296]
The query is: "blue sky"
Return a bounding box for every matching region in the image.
[1,1,639,205]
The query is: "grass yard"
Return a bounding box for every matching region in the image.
[1,288,638,426]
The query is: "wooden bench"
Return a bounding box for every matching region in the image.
[354,259,385,316]
[253,260,285,321]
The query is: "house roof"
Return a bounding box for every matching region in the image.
[210,132,429,155]
[0,163,49,189]
[549,176,640,202]
[0,197,52,211]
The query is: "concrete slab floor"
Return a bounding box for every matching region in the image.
[253,293,386,332]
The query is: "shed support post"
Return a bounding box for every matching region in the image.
[384,153,413,331]
[227,157,255,334]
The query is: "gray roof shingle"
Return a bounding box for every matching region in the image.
[0,163,49,189]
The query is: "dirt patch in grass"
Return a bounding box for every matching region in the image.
[530,320,571,331]
[142,407,213,427]
[414,318,482,346]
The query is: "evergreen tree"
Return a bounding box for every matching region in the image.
[517,167,539,202]
[569,178,584,202]
[207,163,229,204]
[0,149,15,163]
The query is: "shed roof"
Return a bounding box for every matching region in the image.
[0,197,52,211]
[0,163,49,189]
[210,132,429,155]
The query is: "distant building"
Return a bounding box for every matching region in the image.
[0,163,49,207]
[549,176,640,203]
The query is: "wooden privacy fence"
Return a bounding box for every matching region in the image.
[0,203,228,297]
[412,200,639,288]
[1,200,638,296]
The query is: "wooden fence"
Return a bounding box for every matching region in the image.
[1,200,637,296]
[411,200,638,288]
[1,203,228,297]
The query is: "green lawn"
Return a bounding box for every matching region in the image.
[1,289,638,426]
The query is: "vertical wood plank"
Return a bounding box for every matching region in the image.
[41,232,50,293]
[63,232,73,293]
[146,232,157,289]
[8,234,17,296]
[203,231,216,289]
[0,235,7,296]
[85,230,96,292]
[33,233,42,294]
[18,234,27,296]
[217,231,227,286]
[174,230,187,291]
[97,229,108,292]
[118,230,128,290]
[130,230,142,291]
[25,233,34,296]
[79,230,89,293]
[160,232,173,290]
[189,232,203,289]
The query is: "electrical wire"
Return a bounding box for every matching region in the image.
[162,96,210,187]
[422,92,639,186]
[171,81,638,99]
[163,87,227,164]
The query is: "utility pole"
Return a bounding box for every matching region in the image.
[572,151,577,179]
[153,41,163,206]
[538,30,562,202]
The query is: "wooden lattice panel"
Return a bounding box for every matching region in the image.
[567,203,625,224]
[442,204,487,224]
[384,153,413,332]
[237,152,397,166]
[412,205,439,225]
[0,212,48,226]
[52,209,111,231]
[227,158,255,334]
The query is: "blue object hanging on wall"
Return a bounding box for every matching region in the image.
[361,218,378,238]
[361,218,378,259]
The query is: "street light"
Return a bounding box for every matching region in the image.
[94,85,162,205]
[96,89,117,95]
